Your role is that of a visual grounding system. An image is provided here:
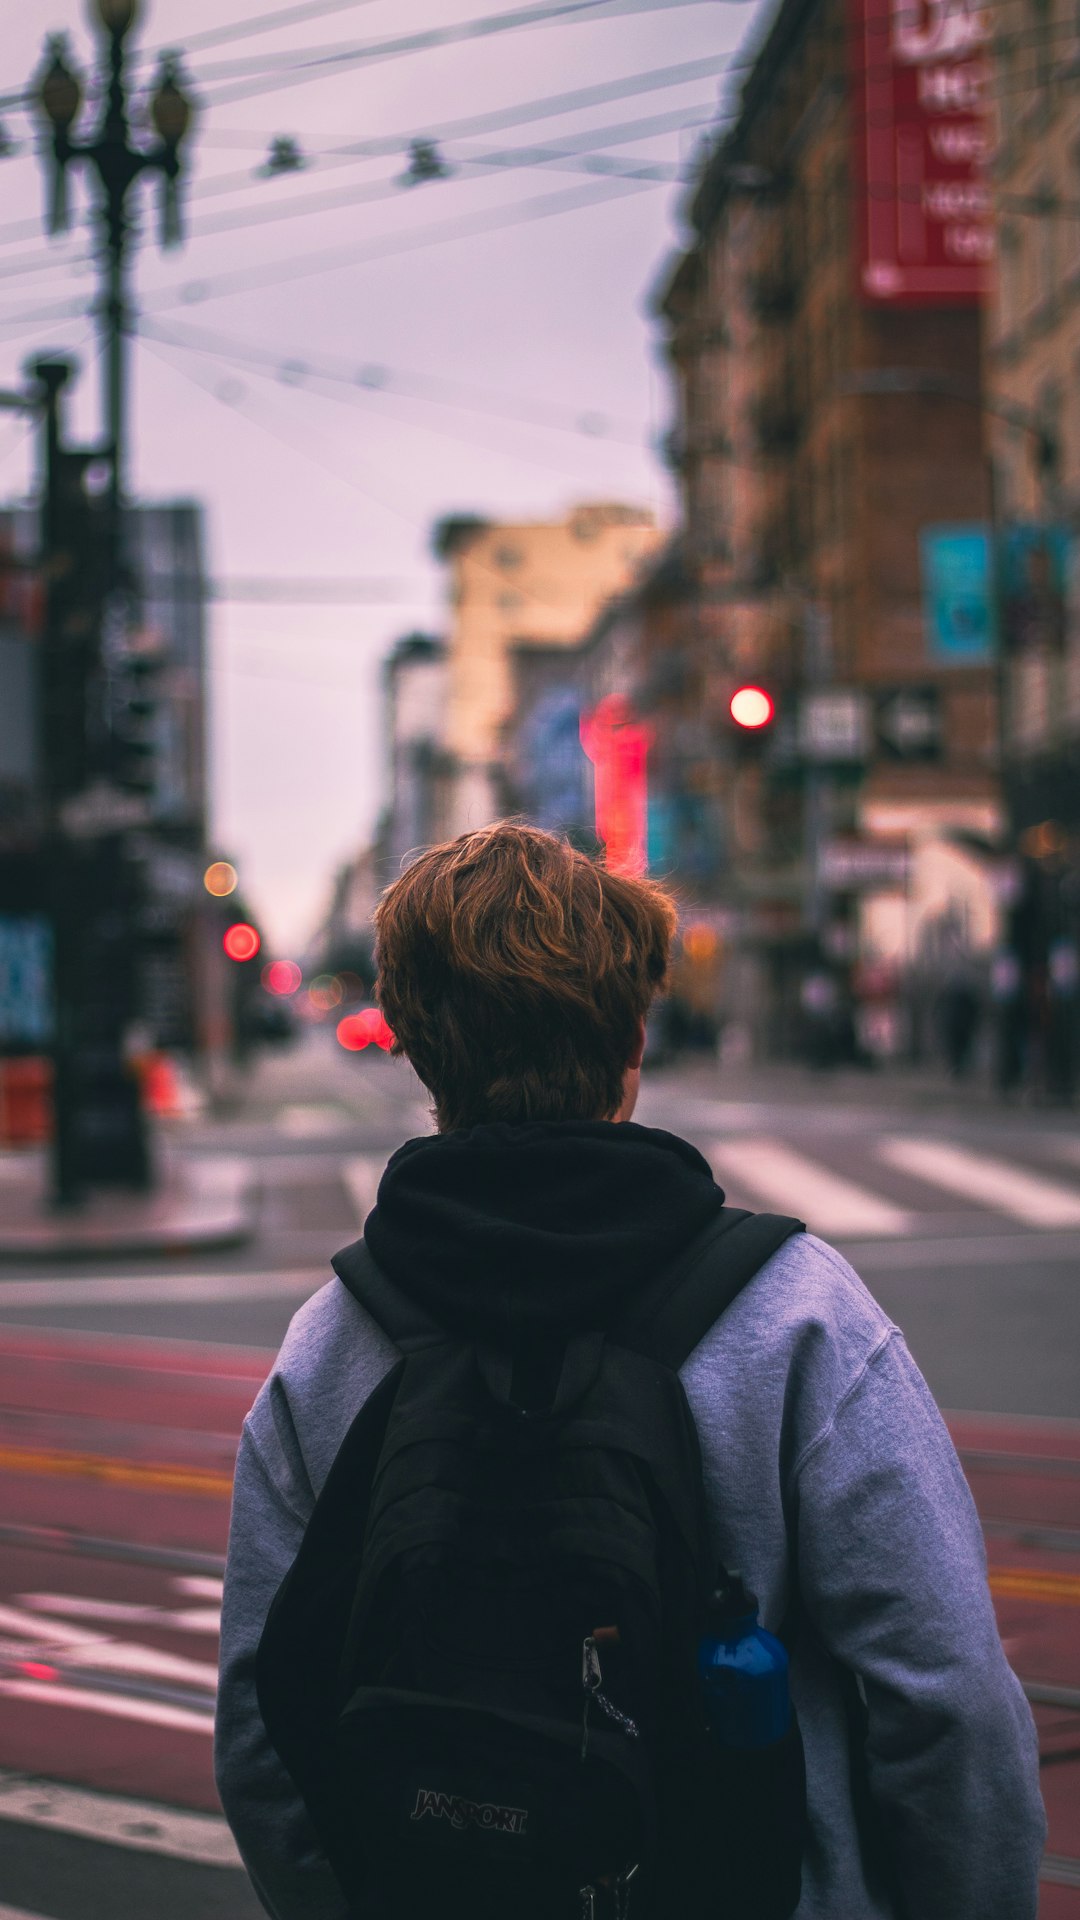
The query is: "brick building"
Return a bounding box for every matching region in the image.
[985,0,1080,1094]
[646,0,1003,1050]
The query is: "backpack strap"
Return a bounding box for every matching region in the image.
[617,1208,804,1371]
[331,1236,445,1352]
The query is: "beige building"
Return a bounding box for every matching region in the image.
[433,504,659,837]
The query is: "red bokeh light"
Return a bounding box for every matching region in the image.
[18,1661,60,1682]
[263,958,302,996]
[337,1007,394,1053]
[223,922,261,963]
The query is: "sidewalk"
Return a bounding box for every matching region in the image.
[0,1150,256,1260]
[648,1051,1077,1123]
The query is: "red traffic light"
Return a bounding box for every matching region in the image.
[730,686,774,729]
[223,922,261,963]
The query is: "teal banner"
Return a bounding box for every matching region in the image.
[920,525,996,665]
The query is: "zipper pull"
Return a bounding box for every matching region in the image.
[579,1888,596,1920]
[615,1862,640,1920]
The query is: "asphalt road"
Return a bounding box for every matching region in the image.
[1,1032,1078,1419]
[0,1032,1078,1917]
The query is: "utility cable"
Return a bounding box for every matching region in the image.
[140,318,655,487]
[137,312,647,443]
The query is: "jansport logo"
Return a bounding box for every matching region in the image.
[410,1787,528,1835]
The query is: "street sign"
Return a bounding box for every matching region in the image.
[0,915,53,1050]
[797,690,872,763]
[873,687,942,760]
[920,524,997,664]
[819,838,911,890]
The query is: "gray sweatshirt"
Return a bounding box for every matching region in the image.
[215,1230,1045,1919]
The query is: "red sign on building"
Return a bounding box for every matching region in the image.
[849,0,994,305]
[580,695,652,879]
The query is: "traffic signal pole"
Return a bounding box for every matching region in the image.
[33,358,153,1207]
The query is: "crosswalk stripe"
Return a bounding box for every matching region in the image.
[0,1678,213,1733]
[707,1138,912,1238]
[879,1138,1080,1228]
[343,1156,380,1226]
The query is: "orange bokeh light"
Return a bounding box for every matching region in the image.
[204,860,238,897]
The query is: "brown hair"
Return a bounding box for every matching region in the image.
[374,822,676,1131]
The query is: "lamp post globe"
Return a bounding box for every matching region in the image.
[151,57,193,149]
[92,0,141,36]
[38,38,82,132]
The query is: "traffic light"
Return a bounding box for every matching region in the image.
[729,686,774,730]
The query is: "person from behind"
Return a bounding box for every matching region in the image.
[216,821,1044,1920]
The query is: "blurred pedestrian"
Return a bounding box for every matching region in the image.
[217,823,1044,1920]
[937,972,982,1080]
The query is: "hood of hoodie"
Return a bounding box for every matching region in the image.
[342,1119,727,1345]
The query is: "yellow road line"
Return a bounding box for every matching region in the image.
[0,1444,232,1500]
[990,1567,1080,1606]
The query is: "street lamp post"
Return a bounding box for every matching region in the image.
[31,5,194,1204]
[36,2,193,523]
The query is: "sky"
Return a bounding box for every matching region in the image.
[0,0,772,953]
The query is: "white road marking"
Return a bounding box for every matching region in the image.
[707,1138,911,1238]
[0,1679,213,1734]
[172,1575,224,1601]
[343,1156,380,1226]
[0,1767,241,1868]
[0,1603,104,1646]
[17,1595,219,1635]
[1,1598,218,1688]
[277,1104,345,1137]
[0,1266,322,1308]
[878,1137,1080,1228]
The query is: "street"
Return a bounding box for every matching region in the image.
[0,1035,1078,1916]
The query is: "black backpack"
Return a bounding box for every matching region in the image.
[256,1207,807,1920]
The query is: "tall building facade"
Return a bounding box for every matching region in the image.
[434,504,659,838]
[985,0,1080,1094]
[644,0,1002,1048]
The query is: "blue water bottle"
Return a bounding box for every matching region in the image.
[695,1566,805,1918]
[697,1566,791,1748]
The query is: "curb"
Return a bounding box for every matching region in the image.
[0,1157,256,1261]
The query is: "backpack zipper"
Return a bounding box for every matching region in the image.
[581,1635,639,1759]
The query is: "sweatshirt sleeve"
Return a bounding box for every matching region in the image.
[794,1326,1046,1920]
[215,1417,352,1920]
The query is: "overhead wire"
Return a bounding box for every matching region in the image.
[137,329,652,618]
[137,312,647,443]
[189,0,745,105]
[140,314,655,487]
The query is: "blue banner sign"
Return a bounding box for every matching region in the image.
[0,915,53,1050]
[920,524,996,664]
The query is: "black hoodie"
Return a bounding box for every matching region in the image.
[360,1119,727,1346]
